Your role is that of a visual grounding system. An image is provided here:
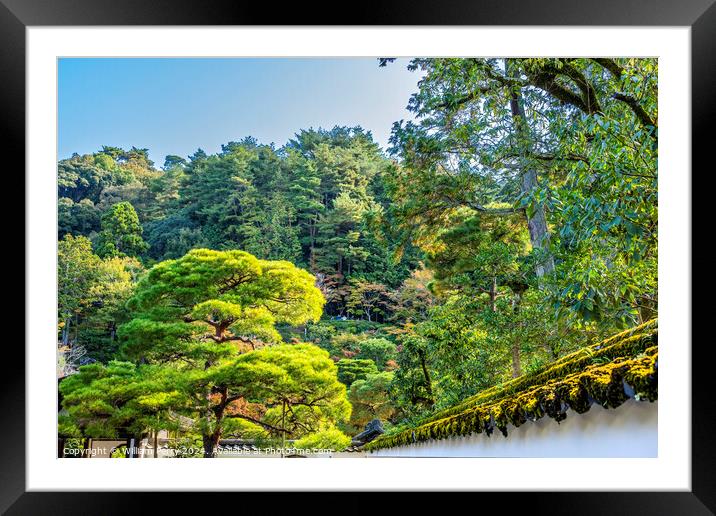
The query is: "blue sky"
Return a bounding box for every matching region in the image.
[58,58,422,166]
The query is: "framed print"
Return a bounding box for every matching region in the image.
[6,0,713,512]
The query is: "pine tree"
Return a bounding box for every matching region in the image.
[95,201,148,258]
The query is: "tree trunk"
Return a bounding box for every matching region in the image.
[489,276,498,311]
[202,387,228,458]
[511,341,522,378]
[281,399,286,458]
[62,317,71,346]
[417,349,434,404]
[153,429,158,459]
[506,58,555,277]
[202,434,216,458]
[637,295,657,323]
[203,388,215,457]
[202,428,223,458]
[510,291,524,378]
[520,169,554,277]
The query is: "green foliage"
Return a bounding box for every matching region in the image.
[411,297,502,407]
[300,318,391,352]
[58,198,100,237]
[95,201,149,258]
[355,338,397,369]
[61,338,351,455]
[388,57,657,326]
[302,320,338,348]
[58,234,142,361]
[58,235,101,329]
[346,280,393,322]
[330,333,364,353]
[58,131,421,320]
[58,151,130,205]
[336,358,379,387]
[76,256,142,361]
[59,361,180,438]
[347,372,396,432]
[390,331,435,417]
[390,266,437,324]
[90,248,340,456]
[388,287,600,418]
[225,344,351,430]
[293,425,352,452]
[143,212,205,260]
[58,147,160,237]
[324,319,389,335]
[427,211,531,298]
[222,418,271,443]
[120,249,325,363]
[172,130,413,296]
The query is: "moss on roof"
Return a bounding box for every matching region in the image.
[366,319,658,452]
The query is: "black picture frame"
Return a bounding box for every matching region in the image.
[5,0,712,513]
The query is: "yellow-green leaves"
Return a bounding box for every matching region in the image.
[121,248,325,363]
[293,426,352,452]
[191,300,245,327]
[231,344,351,424]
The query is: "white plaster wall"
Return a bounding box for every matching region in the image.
[369,399,657,458]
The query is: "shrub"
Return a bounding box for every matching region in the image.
[293,426,352,452]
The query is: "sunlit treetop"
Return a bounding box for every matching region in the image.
[120,249,325,362]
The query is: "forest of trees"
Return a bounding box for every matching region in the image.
[57,57,657,456]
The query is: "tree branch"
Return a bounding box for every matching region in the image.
[591,58,657,138]
[224,413,285,433]
[218,273,251,294]
[528,71,592,114]
[591,58,624,80]
[526,60,602,115]
[612,92,658,132]
[433,86,493,111]
[559,63,602,114]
